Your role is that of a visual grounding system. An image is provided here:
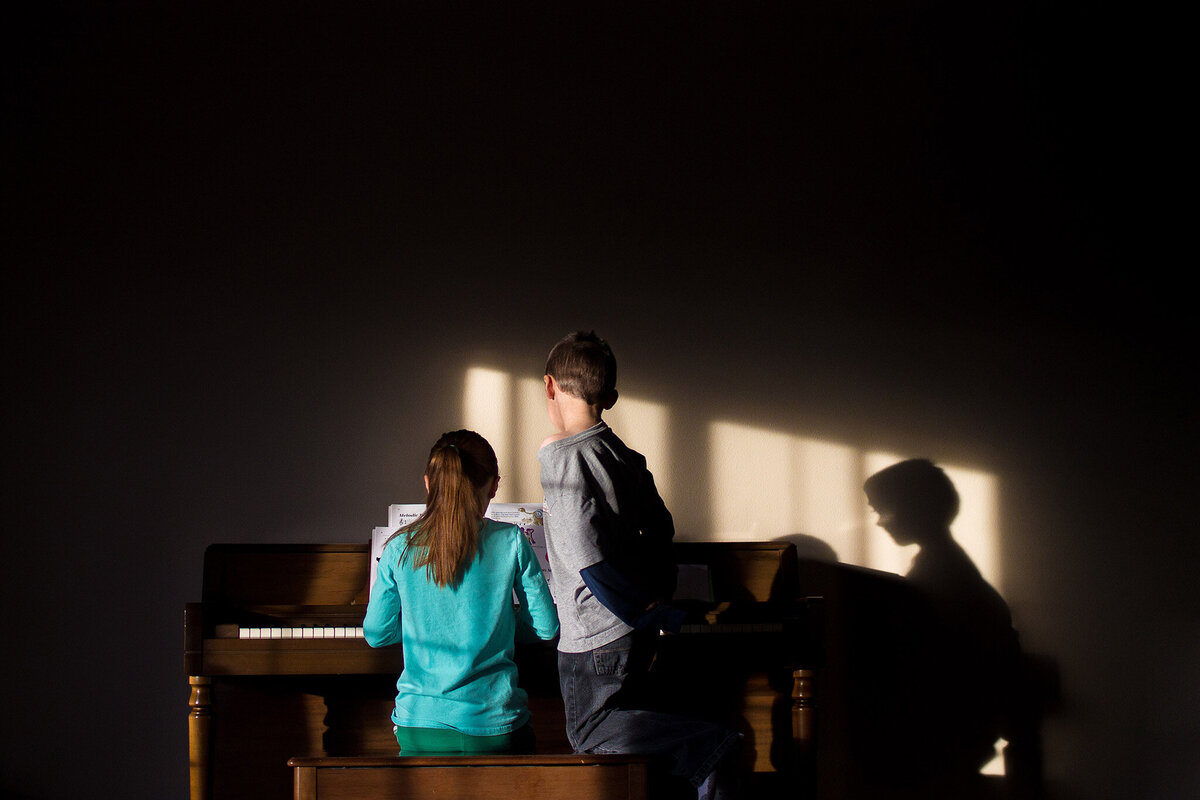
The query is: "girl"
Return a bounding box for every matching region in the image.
[364,429,559,754]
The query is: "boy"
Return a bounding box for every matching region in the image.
[538,331,742,799]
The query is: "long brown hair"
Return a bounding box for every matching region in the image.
[399,430,498,588]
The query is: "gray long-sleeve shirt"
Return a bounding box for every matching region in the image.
[538,421,675,653]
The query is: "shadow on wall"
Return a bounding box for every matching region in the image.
[781,461,1059,800]
[459,365,1001,588]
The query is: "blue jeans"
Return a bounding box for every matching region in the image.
[558,631,742,793]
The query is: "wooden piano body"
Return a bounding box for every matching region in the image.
[185,540,822,800]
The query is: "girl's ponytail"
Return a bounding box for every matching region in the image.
[400,430,498,587]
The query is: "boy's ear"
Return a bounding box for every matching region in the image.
[601,389,618,411]
[544,374,555,399]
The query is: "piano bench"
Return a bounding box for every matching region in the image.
[288,752,653,800]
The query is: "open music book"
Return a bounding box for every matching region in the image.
[370,503,553,595]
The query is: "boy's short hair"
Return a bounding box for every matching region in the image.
[545,331,617,405]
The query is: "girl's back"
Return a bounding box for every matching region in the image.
[370,519,556,734]
[363,429,558,749]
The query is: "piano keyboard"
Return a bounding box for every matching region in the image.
[236,627,365,639]
[226,624,782,639]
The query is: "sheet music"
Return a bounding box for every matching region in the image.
[370,502,553,597]
[387,503,425,531]
[482,502,552,592]
[368,504,425,593]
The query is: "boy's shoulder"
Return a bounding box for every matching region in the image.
[538,421,610,453]
[540,422,648,474]
[539,431,572,449]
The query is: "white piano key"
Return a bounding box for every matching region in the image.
[235,625,369,639]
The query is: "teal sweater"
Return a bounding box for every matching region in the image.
[364,519,559,735]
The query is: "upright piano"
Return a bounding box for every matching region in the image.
[185,540,822,800]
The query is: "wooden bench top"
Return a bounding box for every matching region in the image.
[287,752,651,767]
[289,752,656,800]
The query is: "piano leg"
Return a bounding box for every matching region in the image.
[791,669,817,798]
[792,668,816,746]
[189,676,212,800]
